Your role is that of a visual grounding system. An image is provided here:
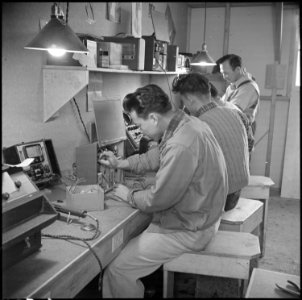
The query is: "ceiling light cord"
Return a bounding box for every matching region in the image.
[203,2,207,44]
[66,2,69,24]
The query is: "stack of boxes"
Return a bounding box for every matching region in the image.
[47,33,181,72]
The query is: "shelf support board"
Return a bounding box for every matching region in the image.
[43,68,88,122]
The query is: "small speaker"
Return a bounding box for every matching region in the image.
[167,45,179,72]
[89,121,98,143]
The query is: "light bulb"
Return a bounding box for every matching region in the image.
[47,48,66,57]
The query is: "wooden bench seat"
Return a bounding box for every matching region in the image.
[220,197,263,233]
[241,175,274,200]
[240,175,274,257]
[220,197,264,256]
[163,231,261,298]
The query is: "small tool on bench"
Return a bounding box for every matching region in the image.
[275,280,300,297]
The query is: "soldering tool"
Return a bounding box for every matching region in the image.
[53,204,97,222]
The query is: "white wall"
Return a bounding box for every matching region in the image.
[2,2,188,171]
[188,5,300,190]
[281,11,300,199]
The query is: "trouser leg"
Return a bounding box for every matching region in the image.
[102,222,218,298]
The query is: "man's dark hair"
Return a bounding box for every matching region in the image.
[217,54,242,71]
[123,84,172,119]
[172,72,211,95]
[212,56,226,74]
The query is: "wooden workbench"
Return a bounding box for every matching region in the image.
[2,186,152,298]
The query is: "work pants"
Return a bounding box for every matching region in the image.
[102,219,220,298]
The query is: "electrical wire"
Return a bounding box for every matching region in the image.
[42,218,104,292]
[149,10,175,109]
[66,2,69,24]
[72,97,90,142]
[203,2,207,43]
[154,56,175,110]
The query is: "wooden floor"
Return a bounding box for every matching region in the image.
[75,191,300,298]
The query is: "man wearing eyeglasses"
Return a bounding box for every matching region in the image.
[99,84,228,298]
[172,72,250,212]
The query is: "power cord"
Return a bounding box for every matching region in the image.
[72,97,90,142]
[42,218,104,292]
[154,56,174,109]
[149,10,174,107]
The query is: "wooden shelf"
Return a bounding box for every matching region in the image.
[43,66,88,122]
[43,65,187,75]
[42,65,187,122]
[88,67,187,75]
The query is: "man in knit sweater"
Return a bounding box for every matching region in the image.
[172,72,250,211]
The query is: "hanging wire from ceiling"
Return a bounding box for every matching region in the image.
[203,2,207,44]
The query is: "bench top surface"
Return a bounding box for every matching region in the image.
[221,197,263,224]
[249,176,274,186]
[181,231,261,259]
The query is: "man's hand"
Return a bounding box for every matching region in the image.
[98,151,119,168]
[106,184,130,203]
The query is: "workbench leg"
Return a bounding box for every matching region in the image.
[241,257,259,296]
[259,198,269,258]
[163,270,174,298]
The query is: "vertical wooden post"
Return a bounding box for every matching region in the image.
[265,66,278,177]
[223,3,231,55]
[264,3,283,177]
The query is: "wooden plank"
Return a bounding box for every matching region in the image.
[265,72,278,177]
[223,3,230,55]
[241,187,270,200]
[265,3,283,177]
[163,270,175,298]
[203,232,260,258]
[221,198,263,224]
[219,222,241,232]
[164,256,250,280]
[247,175,274,187]
[220,205,263,234]
[274,2,283,64]
[43,67,88,122]
[286,11,297,97]
[241,205,263,233]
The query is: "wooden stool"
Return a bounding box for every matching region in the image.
[241,175,274,257]
[163,231,261,298]
[241,175,274,200]
[220,197,264,254]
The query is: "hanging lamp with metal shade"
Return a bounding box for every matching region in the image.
[190,2,216,66]
[24,3,88,57]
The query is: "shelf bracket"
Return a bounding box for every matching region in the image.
[43,67,88,122]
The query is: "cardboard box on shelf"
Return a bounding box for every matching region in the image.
[97,42,122,68]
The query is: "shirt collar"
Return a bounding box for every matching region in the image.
[195,102,217,118]
[233,74,250,88]
[159,109,186,150]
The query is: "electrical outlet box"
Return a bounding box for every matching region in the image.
[265,64,286,89]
